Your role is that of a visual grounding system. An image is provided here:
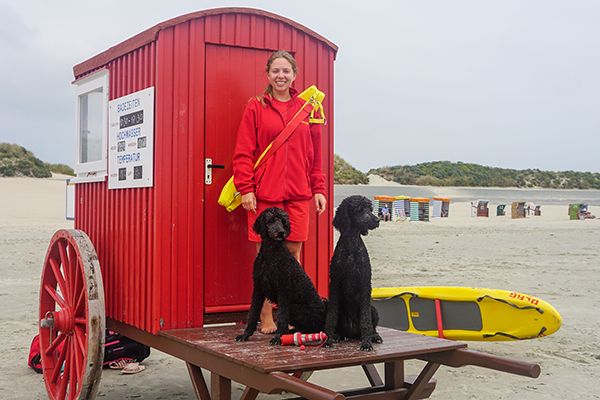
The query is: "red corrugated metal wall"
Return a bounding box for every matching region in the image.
[76,43,157,332]
[75,10,335,334]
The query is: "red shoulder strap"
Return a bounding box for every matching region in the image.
[254,100,315,170]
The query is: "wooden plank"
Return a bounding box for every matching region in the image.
[268,372,344,400]
[405,362,440,400]
[384,361,404,389]
[363,364,383,387]
[240,386,259,400]
[286,375,436,400]
[211,373,231,400]
[186,363,211,400]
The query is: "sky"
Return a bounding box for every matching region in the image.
[1,0,599,173]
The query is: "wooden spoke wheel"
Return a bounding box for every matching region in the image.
[39,229,105,400]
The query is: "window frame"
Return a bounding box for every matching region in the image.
[73,69,109,181]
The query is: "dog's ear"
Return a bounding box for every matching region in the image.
[253,210,268,237]
[333,201,351,233]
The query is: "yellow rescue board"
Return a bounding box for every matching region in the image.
[371,286,562,341]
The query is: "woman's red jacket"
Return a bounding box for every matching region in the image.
[232,89,326,202]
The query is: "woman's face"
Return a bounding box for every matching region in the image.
[267,57,296,97]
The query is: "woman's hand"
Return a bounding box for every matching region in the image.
[241,192,257,213]
[314,193,327,215]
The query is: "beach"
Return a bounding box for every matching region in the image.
[1,176,599,399]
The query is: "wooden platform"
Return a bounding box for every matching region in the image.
[109,319,540,400]
[160,325,466,373]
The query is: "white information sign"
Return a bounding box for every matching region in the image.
[108,87,154,189]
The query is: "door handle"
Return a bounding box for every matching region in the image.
[205,158,226,184]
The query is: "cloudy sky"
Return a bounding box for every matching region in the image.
[1,0,599,172]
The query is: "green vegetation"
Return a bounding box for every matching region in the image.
[368,161,600,189]
[0,143,75,178]
[0,143,52,177]
[334,154,369,184]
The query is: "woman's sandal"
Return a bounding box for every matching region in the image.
[108,358,136,370]
[121,362,146,375]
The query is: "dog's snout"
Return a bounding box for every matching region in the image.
[370,213,380,228]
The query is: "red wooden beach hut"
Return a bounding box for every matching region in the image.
[70,7,337,334]
[37,9,542,400]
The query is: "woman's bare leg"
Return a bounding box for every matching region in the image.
[259,301,277,334]
[284,241,302,331]
[255,242,277,334]
[257,241,302,333]
[285,241,302,262]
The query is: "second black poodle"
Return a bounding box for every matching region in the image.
[325,195,383,351]
[235,207,326,345]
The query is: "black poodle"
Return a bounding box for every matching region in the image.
[324,195,383,351]
[235,207,327,345]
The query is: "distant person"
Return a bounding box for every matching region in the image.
[232,50,327,334]
[381,205,391,222]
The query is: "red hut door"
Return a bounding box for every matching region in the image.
[203,45,272,313]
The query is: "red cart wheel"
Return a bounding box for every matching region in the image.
[39,229,105,400]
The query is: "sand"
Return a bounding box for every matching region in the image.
[1,176,599,399]
[367,174,401,186]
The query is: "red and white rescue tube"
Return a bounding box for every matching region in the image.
[280,332,327,346]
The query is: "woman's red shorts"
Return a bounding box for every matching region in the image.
[247,199,311,243]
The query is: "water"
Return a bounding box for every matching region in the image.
[334,185,600,207]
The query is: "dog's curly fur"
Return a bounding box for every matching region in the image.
[324,195,383,351]
[235,207,326,345]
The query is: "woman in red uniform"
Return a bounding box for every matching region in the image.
[233,50,327,333]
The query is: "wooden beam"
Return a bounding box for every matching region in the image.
[186,363,211,400]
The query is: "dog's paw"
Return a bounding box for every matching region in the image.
[359,340,374,352]
[371,334,383,344]
[323,338,334,348]
[235,333,251,342]
[269,336,282,345]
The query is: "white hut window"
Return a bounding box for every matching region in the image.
[73,70,109,181]
[79,89,103,163]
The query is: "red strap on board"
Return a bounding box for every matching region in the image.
[434,299,445,339]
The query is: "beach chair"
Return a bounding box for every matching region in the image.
[569,204,580,220]
[580,204,596,219]
[497,204,506,216]
[476,200,489,217]
[511,202,526,219]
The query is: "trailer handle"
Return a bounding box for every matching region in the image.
[420,348,540,378]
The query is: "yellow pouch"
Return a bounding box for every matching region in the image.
[217,143,272,212]
[217,176,241,212]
